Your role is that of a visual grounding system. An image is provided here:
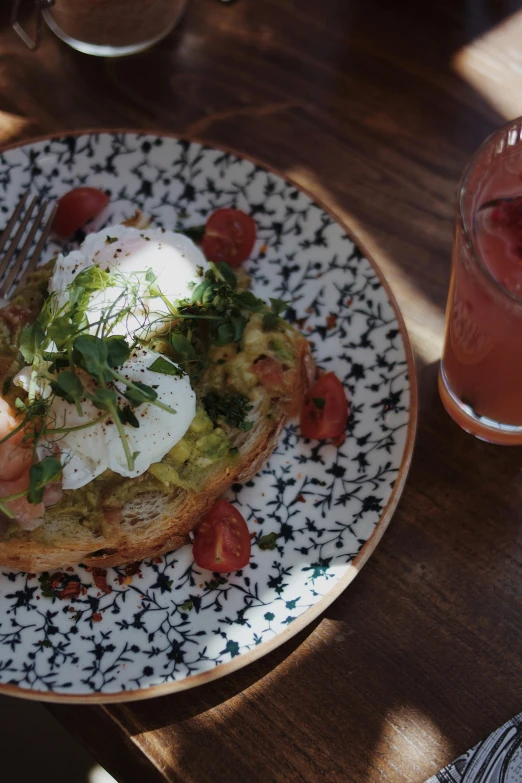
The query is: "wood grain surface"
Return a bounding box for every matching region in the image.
[2,0,522,781]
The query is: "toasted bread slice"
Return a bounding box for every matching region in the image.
[0,333,315,572]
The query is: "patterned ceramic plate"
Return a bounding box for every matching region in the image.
[0,132,416,702]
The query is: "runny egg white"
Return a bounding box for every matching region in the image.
[49,224,209,337]
[18,225,205,490]
[40,349,196,491]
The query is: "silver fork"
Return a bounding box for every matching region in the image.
[0,190,57,302]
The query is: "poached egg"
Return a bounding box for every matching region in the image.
[49,224,208,338]
[40,348,196,490]
[19,225,206,490]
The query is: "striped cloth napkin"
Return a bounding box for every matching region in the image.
[426,712,522,782]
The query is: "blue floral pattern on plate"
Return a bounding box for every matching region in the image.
[0,133,416,700]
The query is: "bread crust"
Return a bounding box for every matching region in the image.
[0,337,315,572]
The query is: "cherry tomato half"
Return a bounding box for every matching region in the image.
[201,208,256,267]
[192,499,251,572]
[52,187,110,238]
[300,372,348,440]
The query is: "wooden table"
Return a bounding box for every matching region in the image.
[2,0,522,780]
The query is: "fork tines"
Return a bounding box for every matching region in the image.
[0,189,57,298]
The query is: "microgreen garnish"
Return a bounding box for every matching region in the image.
[258,532,279,551]
[169,263,285,371]
[203,392,253,431]
[313,397,325,410]
[170,333,196,359]
[50,370,84,407]
[118,405,140,429]
[149,356,183,377]
[105,335,132,367]
[20,321,45,363]
[263,298,287,331]
[209,260,237,289]
[119,380,157,407]
[28,456,62,504]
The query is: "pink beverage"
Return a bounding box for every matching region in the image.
[439,118,522,444]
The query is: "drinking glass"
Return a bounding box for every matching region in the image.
[439,116,522,444]
[42,0,187,57]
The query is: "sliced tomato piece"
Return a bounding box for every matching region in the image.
[201,208,256,267]
[193,499,251,572]
[251,356,284,389]
[52,187,110,238]
[300,372,348,440]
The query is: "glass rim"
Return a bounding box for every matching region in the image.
[459,115,522,307]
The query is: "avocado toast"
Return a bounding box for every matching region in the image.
[0,225,314,571]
